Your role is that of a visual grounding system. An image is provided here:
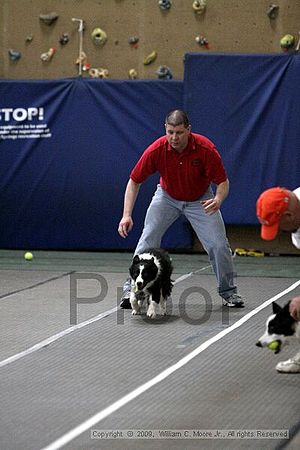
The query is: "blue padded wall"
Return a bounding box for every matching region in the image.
[2,54,299,250]
[0,79,190,250]
[184,53,300,224]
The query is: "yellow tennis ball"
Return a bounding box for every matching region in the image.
[24,251,33,261]
[267,340,279,351]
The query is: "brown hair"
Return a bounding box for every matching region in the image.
[165,109,190,127]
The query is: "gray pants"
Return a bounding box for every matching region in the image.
[134,184,237,300]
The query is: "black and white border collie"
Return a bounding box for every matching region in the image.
[129,248,173,319]
[256,301,300,354]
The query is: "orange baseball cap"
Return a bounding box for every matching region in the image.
[256,187,290,240]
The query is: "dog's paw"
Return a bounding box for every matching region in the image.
[131,309,141,316]
[147,301,158,319]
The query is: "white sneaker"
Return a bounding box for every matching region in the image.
[222,293,244,308]
[276,353,300,373]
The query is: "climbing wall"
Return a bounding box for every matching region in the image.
[1,0,300,79]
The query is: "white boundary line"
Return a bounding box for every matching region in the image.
[172,264,211,284]
[0,307,118,368]
[41,279,300,450]
[0,265,211,369]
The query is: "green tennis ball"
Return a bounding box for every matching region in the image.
[267,340,279,351]
[24,251,33,261]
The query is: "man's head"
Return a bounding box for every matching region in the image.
[165,109,191,152]
[256,187,299,240]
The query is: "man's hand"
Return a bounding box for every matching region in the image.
[201,179,229,215]
[118,179,141,238]
[201,197,222,215]
[118,216,133,238]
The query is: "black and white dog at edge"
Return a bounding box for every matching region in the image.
[129,248,173,319]
[256,301,300,354]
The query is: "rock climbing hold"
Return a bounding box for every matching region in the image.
[192,0,207,15]
[195,35,209,48]
[8,49,21,61]
[98,68,109,78]
[89,68,109,78]
[128,36,139,48]
[39,12,59,26]
[82,63,91,72]
[128,68,138,79]
[91,27,107,46]
[89,68,99,78]
[280,34,295,51]
[25,35,34,43]
[143,50,157,65]
[267,4,279,19]
[59,32,69,45]
[158,0,172,11]
[156,65,173,79]
[40,47,56,62]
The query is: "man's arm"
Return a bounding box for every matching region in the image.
[201,179,229,215]
[118,178,141,238]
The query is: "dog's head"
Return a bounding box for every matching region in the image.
[256,301,297,353]
[129,254,159,292]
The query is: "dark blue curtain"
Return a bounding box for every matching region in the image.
[1,55,299,250]
[184,53,300,224]
[0,79,190,249]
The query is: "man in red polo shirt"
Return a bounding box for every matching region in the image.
[118,109,243,308]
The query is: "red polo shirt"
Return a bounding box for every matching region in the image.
[130,133,227,201]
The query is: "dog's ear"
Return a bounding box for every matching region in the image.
[133,255,140,263]
[282,301,291,313]
[272,302,282,314]
[150,257,157,267]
